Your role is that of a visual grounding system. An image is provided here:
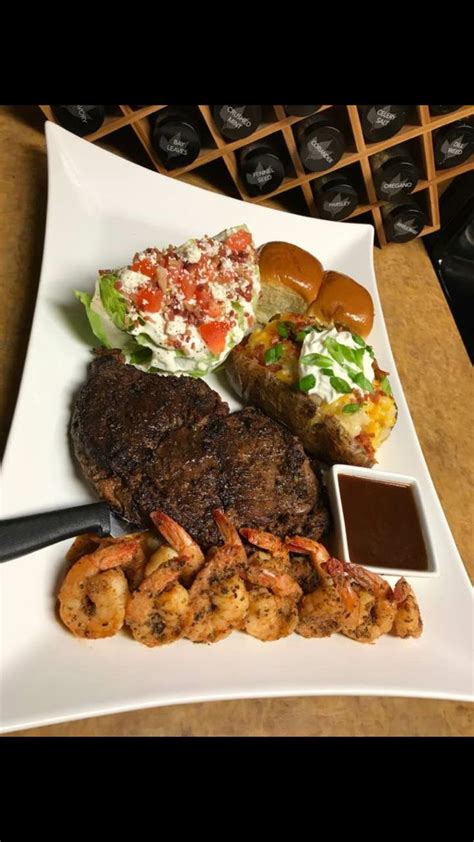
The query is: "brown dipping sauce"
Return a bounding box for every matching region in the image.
[338,474,429,571]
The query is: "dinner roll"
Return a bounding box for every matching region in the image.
[307,270,374,338]
[256,241,324,323]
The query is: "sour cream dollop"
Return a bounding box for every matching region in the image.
[299,326,375,404]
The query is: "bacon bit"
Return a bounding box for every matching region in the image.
[252,343,266,365]
[114,281,123,291]
[370,391,383,404]
[372,360,389,379]
[355,432,375,457]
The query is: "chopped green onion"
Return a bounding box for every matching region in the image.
[380,375,393,395]
[343,403,361,414]
[277,322,289,338]
[321,368,334,377]
[330,376,352,394]
[340,345,357,364]
[352,347,366,369]
[295,326,316,341]
[367,345,375,359]
[349,371,374,392]
[264,344,283,365]
[300,352,333,366]
[324,337,345,365]
[352,333,366,347]
[299,374,316,392]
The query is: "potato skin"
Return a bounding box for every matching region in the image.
[226,343,375,468]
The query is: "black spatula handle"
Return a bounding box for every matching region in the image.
[0,503,111,563]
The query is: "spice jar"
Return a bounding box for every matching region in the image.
[433,120,474,169]
[371,144,419,200]
[151,109,201,170]
[312,172,359,220]
[296,113,345,172]
[359,105,407,142]
[238,141,285,196]
[212,105,262,140]
[382,199,426,243]
[51,105,105,137]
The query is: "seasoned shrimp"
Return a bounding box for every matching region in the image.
[240,530,302,641]
[125,559,190,647]
[285,537,358,638]
[58,539,139,639]
[150,510,204,585]
[186,510,249,644]
[144,544,179,577]
[392,577,423,638]
[336,561,397,643]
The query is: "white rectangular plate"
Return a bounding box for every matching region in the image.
[1,123,472,734]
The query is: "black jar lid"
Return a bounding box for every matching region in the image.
[373,155,419,200]
[212,105,262,140]
[434,121,474,169]
[152,116,201,170]
[429,105,463,116]
[51,105,105,137]
[383,201,426,243]
[359,105,407,142]
[313,174,358,220]
[239,142,285,196]
[297,115,345,172]
[284,105,322,117]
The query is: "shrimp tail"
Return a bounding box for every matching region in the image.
[94,539,141,571]
[339,559,394,598]
[151,510,192,550]
[323,558,359,612]
[393,577,410,604]
[213,510,242,547]
[240,528,283,554]
[284,536,330,560]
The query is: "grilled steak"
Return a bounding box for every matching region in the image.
[71,351,328,548]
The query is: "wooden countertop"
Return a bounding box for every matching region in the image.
[1,106,472,737]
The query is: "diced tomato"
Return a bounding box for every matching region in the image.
[131,259,156,279]
[226,230,252,252]
[177,275,198,299]
[196,286,223,317]
[135,286,163,313]
[199,321,230,354]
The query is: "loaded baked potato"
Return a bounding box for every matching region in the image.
[226,313,397,467]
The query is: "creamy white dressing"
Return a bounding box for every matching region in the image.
[299,327,374,404]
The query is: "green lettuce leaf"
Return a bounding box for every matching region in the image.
[74,290,111,348]
[99,274,128,330]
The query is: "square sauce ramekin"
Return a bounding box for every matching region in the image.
[325,464,439,578]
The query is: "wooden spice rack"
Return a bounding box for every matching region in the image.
[39,105,474,248]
